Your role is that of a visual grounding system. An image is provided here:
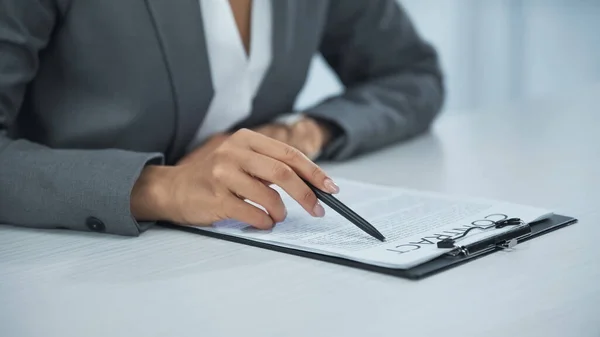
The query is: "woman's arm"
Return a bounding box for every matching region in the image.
[0,0,164,235]
[306,0,445,160]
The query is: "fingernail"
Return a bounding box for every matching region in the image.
[264,217,274,228]
[324,178,340,194]
[313,202,325,217]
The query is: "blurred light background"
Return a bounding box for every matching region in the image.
[295,0,600,112]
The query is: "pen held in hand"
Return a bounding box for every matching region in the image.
[302,179,386,242]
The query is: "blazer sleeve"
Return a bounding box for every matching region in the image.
[305,0,445,160]
[0,0,164,236]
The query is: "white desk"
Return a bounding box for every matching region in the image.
[1,86,599,337]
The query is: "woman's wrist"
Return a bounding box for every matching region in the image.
[130,165,173,222]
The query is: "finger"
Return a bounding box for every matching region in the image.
[223,195,275,230]
[238,150,326,218]
[273,125,292,143]
[290,121,320,156]
[257,178,273,186]
[256,125,290,143]
[303,119,326,154]
[232,129,339,194]
[289,121,311,153]
[289,137,313,157]
[224,169,287,223]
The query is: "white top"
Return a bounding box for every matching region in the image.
[187,0,273,151]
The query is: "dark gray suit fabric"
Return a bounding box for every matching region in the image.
[0,0,444,236]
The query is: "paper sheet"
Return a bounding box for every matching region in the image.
[192,179,552,269]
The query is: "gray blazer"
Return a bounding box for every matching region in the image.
[0,0,444,236]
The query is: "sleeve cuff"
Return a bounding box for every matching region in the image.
[129,154,165,233]
[81,151,165,237]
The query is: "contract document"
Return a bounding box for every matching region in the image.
[190,179,553,269]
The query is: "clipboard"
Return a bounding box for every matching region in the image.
[160,213,577,279]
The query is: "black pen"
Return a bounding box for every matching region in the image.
[303,179,386,242]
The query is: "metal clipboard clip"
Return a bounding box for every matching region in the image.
[437,218,533,257]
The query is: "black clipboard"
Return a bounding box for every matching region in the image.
[160,214,577,280]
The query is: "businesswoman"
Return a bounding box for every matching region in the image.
[0,0,444,235]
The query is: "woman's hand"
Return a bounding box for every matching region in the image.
[131,129,339,229]
[254,116,332,159]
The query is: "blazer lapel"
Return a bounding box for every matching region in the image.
[270,0,296,61]
[145,0,213,162]
[245,0,298,127]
